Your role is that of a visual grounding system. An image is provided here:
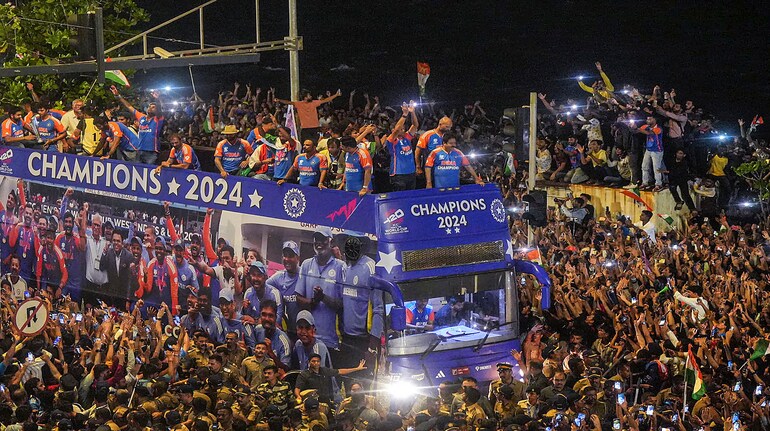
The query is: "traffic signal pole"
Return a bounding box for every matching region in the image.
[95,8,104,83]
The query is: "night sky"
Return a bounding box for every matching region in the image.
[134,0,770,132]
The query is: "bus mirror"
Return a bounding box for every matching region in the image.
[390,306,406,332]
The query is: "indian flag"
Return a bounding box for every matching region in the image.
[202,107,215,134]
[750,338,770,361]
[417,62,430,96]
[620,187,652,210]
[658,213,674,225]
[105,70,130,87]
[685,346,706,400]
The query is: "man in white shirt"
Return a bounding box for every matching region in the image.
[2,255,28,302]
[60,99,84,151]
[638,210,657,244]
[81,204,108,306]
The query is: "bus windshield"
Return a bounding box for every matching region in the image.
[386,271,518,355]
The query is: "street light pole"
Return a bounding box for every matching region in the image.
[288,0,300,101]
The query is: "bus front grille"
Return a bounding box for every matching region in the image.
[401,240,504,272]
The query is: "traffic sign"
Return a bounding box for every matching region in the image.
[13,299,49,337]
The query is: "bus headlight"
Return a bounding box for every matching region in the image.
[387,381,418,399]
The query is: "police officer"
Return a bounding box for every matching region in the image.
[240,342,275,390]
[488,362,526,405]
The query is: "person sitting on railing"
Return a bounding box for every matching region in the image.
[214,125,253,178]
[155,133,201,174]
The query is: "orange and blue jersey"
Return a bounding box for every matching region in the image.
[293,152,327,186]
[49,109,65,120]
[254,143,276,176]
[34,115,65,141]
[215,138,253,173]
[274,139,298,179]
[640,125,664,152]
[245,127,264,146]
[132,109,165,152]
[406,304,434,326]
[169,144,201,171]
[36,245,68,291]
[344,148,373,192]
[417,129,444,154]
[9,225,40,281]
[55,233,84,295]
[146,255,180,314]
[105,121,140,152]
[1,118,25,143]
[425,147,470,188]
[386,133,416,176]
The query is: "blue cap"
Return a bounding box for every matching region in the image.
[282,240,299,256]
[155,237,166,246]
[248,260,267,274]
[173,239,185,249]
[313,226,333,240]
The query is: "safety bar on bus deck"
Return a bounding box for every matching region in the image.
[511,259,552,310]
[370,275,407,332]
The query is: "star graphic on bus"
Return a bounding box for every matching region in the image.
[445,228,452,235]
[454,227,460,233]
[505,240,514,259]
[376,250,401,273]
[167,177,181,195]
[248,189,263,208]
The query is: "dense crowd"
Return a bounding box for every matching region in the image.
[0,62,769,431]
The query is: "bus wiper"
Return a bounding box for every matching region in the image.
[473,321,516,352]
[420,332,469,360]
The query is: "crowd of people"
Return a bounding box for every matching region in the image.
[0,62,769,431]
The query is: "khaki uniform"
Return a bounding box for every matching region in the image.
[241,355,275,390]
[185,347,212,369]
[218,346,249,370]
[233,401,261,426]
[212,367,243,388]
[494,400,521,422]
[488,378,526,403]
[463,402,487,430]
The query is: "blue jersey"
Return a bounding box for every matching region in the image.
[34,116,65,141]
[254,325,292,365]
[221,318,256,349]
[243,284,284,327]
[425,147,470,188]
[294,153,326,186]
[294,338,332,370]
[1,118,25,143]
[387,134,416,176]
[12,226,38,282]
[296,256,345,348]
[344,148,373,192]
[641,125,664,152]
[175,259,199,311]
[132,110,165,152]
[266,270,300,334]
[215,139,253,173]
[0,210,18,273]
[341,255,384,337]
[105,121,140,151]
[55,233,84,298]
[273,140,298,180]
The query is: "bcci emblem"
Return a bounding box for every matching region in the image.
[283,188,307,218]
[490,199,506,223]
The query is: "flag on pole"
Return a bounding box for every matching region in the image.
[525,247,543,265]
[658,213,674,225]
[750,338,770,361]
[685,346,706,400]
[751,115,764,129]
[417,62,430,96]
[285,105,299,140]
[105,70,130,87]
[621,187,652,210]
[202,107,215,134]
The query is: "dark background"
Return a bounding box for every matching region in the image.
[133,0,770,132]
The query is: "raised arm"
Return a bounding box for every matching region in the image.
[110,86,137,112]
[319,89,342,105]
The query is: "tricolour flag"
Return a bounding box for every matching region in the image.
[526,247,543,265]
[105,70,130,87]
[658,213,674,225]
[620,187,652,210]
[417,62,430,96]
[685,346,706,400]
[750,338,770,361]
[285,105,299,140]
[751,115,764,129]
[202,107,215,134]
